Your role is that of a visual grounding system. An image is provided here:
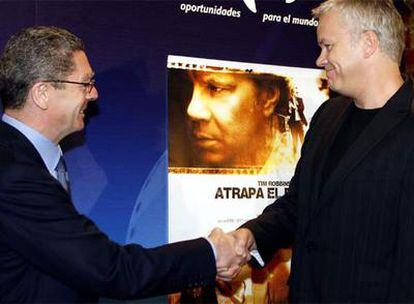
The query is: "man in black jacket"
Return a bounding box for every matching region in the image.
[227,0,414,302]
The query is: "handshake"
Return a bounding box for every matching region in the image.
[208,227,258,281]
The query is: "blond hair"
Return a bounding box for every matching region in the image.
[312,0,405,63]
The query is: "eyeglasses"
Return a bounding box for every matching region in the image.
[43,79,96,94]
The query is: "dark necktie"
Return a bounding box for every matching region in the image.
[55,156,71,193]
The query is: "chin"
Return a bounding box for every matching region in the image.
[328,83,341,94]
[76,121,85,130]
[196,155,229,168]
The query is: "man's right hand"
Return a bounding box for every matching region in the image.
[230,228,257,252]
[208,228,250,281]
[208,228,258,281]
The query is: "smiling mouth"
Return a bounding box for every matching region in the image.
[80,106,88,115]
[325,67,335,80]
[325,64,334,73]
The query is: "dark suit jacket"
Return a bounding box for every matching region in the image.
[243,80,414,302]
[0,121,216,303]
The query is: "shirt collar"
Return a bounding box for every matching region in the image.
[2,113,61,175]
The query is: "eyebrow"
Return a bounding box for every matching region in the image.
[200,73,237,86]
[82,72,95,82]
[318,38,332,45]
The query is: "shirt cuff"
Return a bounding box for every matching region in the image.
[204,237,217,260]
[250,249,265,266]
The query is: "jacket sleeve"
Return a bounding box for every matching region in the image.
[241,100,329,265]
[0,162,216,300]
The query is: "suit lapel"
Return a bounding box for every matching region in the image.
[311,82,412,220]
[1,121,72,197]
[300,97,352,221]
[0,121,45,167]
[312,100,352,198]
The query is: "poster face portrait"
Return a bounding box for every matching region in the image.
[186,70,271,168]
[168,57,319,174]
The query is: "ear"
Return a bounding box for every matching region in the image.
[361,30,379,59]
[261,86,280,118]
[29,82,49,110]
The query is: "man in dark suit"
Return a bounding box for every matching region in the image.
[225,0,414,302]
[0,26,244,302]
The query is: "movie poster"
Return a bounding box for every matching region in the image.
[168,55,328,303]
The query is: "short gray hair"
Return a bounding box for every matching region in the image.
[0,26,85,109]
[312,0,405,64]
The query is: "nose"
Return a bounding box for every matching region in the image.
[316,50,327,68]
[187,89,211,121]
[87,85,99,101]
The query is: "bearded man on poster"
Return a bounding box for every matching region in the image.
[228,0,414,302]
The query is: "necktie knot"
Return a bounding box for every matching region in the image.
[55,156,70,193]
